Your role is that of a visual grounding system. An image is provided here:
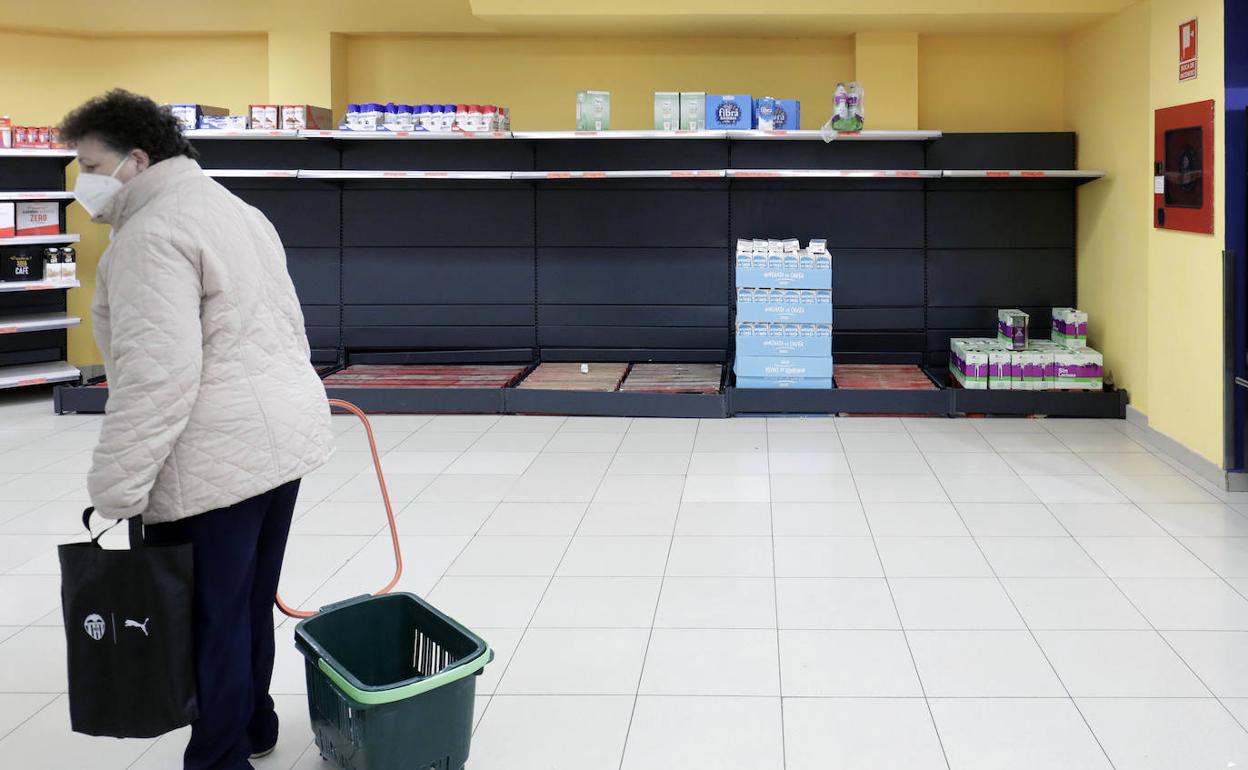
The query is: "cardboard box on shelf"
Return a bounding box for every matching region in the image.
[736,376,833,390]
[249,105,280,130]
[987,346,1012,390]
[997,309,1030,350]
[735,356,833,379]
[654,92,680,131]
[197,114,248,130]
[15,201,58,236]
[1052,348,1103,390]
[0,252,41,282]
[576,91,611,131]
[735,262,832,290]
[168,104,228,131]
[1052,307,1089,349]
[706,94,753,129]
[736,323,832,357]
[281,105,332,130]
[1012,348,1054,391]
[0,203,13,238]
[736,288,833,324]
[774,99,801,130]
[680,92,706,130]
[949,338,989,390]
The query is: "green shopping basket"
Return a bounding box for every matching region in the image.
[294,592,493,770]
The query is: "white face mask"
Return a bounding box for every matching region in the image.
[73,155,130,218]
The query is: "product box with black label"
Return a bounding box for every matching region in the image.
[706,94,753,129]
[281,105,333,130]
[15,201,58,236]
[0,202,13,238]
[1,251,41,282]
[168,104,228,131]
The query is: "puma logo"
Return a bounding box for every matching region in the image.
[124,618,150,637]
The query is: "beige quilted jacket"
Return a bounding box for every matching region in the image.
[87,156,333,523]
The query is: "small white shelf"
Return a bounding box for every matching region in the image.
[941,169,1106,179]
[512,169,726,180]
[0,361,80,390]
[297,169,514,180]
[0,280,79,294]
[203,169,299,179]
[0,191,74,201]
[185,129,301,140]
[0,148,76,158]
[0,313,81,335]
[728,169,939,179]
[304,130,512,140]
[727,130,942,141]
[513,130,727,140]
[0,234,80,247]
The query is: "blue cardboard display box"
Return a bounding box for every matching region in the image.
[735,266,832,290]
[735,377,834,390]
[706,94,754,129]
[735,301,833,325]
[735,330,832,358]
[734,356,834,379]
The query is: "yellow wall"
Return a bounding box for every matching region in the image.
[1146,0,1226,464]
[919,36,1066,131]
[347,35,855,130]
[1064,2,1152,412]
[0,31,268,368]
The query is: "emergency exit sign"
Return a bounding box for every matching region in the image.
[1180,18,1198,81]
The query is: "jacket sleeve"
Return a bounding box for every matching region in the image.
[88,233,203,519]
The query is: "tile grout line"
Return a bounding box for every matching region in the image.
[855,419,954,770]
[918,428,1122,770]
[763,422,785,770]
[615,416,691,770]
[468,417,626,744]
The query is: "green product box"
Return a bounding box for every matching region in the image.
[680,92,706,130]
[654,92,680,131]
[576,90,611,131]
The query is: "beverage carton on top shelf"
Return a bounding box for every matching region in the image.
[706,95,753,129]
[168,104,228,131]
[680,92,706,130]
[576,91,611,131]
[281,105,333,130]
[654,92,680,130]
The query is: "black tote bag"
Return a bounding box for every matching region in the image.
[58,508,198,738]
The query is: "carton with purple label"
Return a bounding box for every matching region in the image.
[1011,348,1054,391]
[1051,307,1088,349]
[997,309,1029,351]
[949,338,989,389]
[1052,348,1103,390]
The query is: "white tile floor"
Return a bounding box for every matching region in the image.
[3,390,1248,769]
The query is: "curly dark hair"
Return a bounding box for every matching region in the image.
[59,89,199,163]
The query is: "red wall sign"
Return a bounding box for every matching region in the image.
[1180,18,1198,81]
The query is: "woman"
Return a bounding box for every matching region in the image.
[61,90,333,770]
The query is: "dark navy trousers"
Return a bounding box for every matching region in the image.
[146,479,301,770]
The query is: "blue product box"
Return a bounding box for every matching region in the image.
[735,266,831,290]
[734,356,833,379]
[752,99,801,130]
[735,298,833,324]
[735,330,832,358]
[197,114,249,130]
[706,94,754,129]
[774,99,800,130]
[736,376,833,390]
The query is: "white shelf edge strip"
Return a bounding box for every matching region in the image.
[0,361,80,389]
[511,170,727,179]
[204,169,299,178]
[726,130,943,141]
[942,170,1106,178]
[185,129,301,140]
[0,314,82,334]
[0,280,79,293]
[728,169,940,178]
[0,191,75,201]
[200,168,1106,181]
[297,170,514,180]
[511,130,728,140]
[303,130,513,140]
[0,234,81,246]
[0,149,76,157]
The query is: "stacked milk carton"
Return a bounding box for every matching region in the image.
[949,307,1103,391]
[734,238,834,389]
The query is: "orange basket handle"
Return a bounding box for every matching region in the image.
[275,399,403,618]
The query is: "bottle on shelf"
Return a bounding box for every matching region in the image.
[42,247,61,283]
